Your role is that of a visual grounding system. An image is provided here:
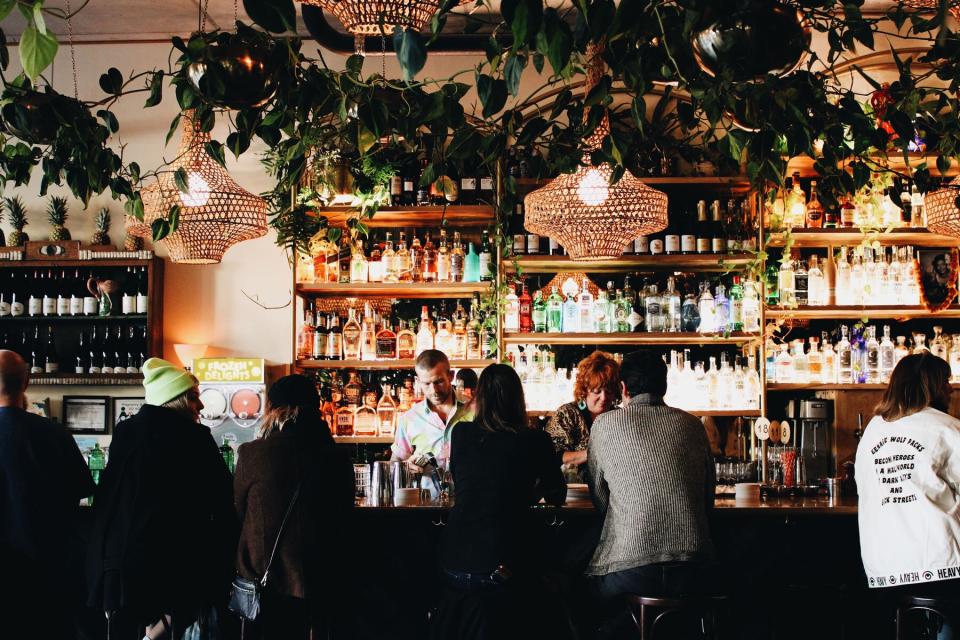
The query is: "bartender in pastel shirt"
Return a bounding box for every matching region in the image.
[391,350,474,475]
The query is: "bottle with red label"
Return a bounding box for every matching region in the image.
[518,283,533,333]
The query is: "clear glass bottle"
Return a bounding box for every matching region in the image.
[422,232,438,282]
[397,320,416,360]
[562,288,579,333]
[894,335,910,366]
[714,283,730,333]
[664,277,682,332]
[775,343,794,383]
[792,340,809,383]
[888,247,902,305]
[849,252,865,306]
[728,276,744,332]
[837,325,853,384]
[821,336,837,384]
[532,290,547,333]
[436,230,451,283]
[578,279,595,333]
[880,325,896,382]
[342,307,362,360]
[835,247,851,306]
[645,285,663,333]
[595,287,611,333]
[865,325,881,383]
[546,286,563,333]
[452,302,468,359]
[681,292,700,332]
[395,232,412,282]
[742,278,760,332]
[794,256,809,306]
[450,231,465,282]
[382,233,398,283]
[359,303,377,361]
[778,255,796,307]
[504,285,520,332]
[807,256,825,306]
[904,246,920,305]
[377,384,398,436]
[913,332,929,354]
[434,307,456,356]
[354,395,379,437]
[931,325,949,362]
[807,337,823,382]
[464,242,480,283]
[416,306,435,356]
[745,352,762,409]
[350,241,369,283]
[697,282,716,333]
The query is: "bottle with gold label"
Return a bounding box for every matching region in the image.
[354,390,378,437]
[376,317,397,360]
[397,320,416,360]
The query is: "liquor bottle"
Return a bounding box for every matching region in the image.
[805,181,824,228]
[479,230,494,282]
[55,269,69,316]
[354,391,378,437]
[778,254,796,306]
[714,283,730,332]
[794,256,808,306]
[86,327,101,373]
[742,277,760,332]
[377,385,398,437]
[880,325,895,381]
[390,170,403,206]
[450,231,465,282]
[900,180,913,225]
[728,276,744,332]
[681,292,700,332]
[504,285,520,332]
[464,242,480,283]
[662,279,680,333]
[402,163,417,206]
[452,302,468,359]
[410,234,424,282]
[350,241,369,283]
[681,209,697,254]
[821,333,837,384]
[903,246,920,305]
[324,315,341,360]
[338,237,352,284]
[788,172,807,228]
[578,279,595,333]
[807,256,826,306]
[911,184,925,228]
[416,156,431,207]
[88,443,106,488]
[359,303,377,361]
[512,202,526,256]
[297,304,315,360]
[849,252,865,306]
[437,230,451,282]
[545,286,563,333]
[518,284,533,333]
[375,317,397,360]
[434,306,455,356]
[342,308,362,360]
[775,343,793,383]
[526,226,541,255]
[122,267,136,314]
[334,401,355,437]
[421,232,437,282]
[865,326,881,383]
[835,247,851,305]
[931,325,949,362]
[646,285,663,333]
[42,270,57,316]
[416,306,435,355]
[807,337,823,382]
[43,326,59,374]
[633,235,649,255]
[696,200,711,254]
[395,232,412,282]
[839,197,856,229]
[649,231,664,256]
[0,274,9,318]
[614,290,630,333]
[562,288,579,333]
[594,286,611,333]
[382,232,397,283]
[532,290,547,332]
[397,320,417,359]
[365,236,382,283]
[710,200,726,253]
[837,325,853,384]
[697,282,716,333]
[466,304,482,359]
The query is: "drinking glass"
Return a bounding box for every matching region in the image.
[353,463,370,500]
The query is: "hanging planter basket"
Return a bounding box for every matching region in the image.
[0,87,86,145]
[188,31,282,110]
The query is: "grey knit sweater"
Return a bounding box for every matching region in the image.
[586,393,715,576]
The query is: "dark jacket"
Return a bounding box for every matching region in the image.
[0,407,94,629]
[234,415,354,601]
[85,404,237,620]
[442,421,566,574]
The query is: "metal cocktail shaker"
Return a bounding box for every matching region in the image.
[369,461,394,506]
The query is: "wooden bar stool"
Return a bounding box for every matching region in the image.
[896,594,959,640]
[625,594,729,640]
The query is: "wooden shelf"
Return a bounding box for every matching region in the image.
[0,258,153,268]
[787,153,958,178]
[296,282,491,299]
[526,408,760,417]
[766,228,959,248]
[333,436,394,444]
[1,314,147,323]
[507,253,754,274]
[297,359,495,370]
[769,383,960,391]
[504,332,759,346]
[766,305,960,320]
[515,176,753,193]
[30,373,144,385]
[315,205,494,229]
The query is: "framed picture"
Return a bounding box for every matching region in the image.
[28,397,50,419]
[113,397,145,426]
[918,248,960,310]
[62,396,110,434]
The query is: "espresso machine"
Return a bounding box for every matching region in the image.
[786,398,834,485]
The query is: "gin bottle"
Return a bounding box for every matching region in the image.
[532,290,547,333]
[697,282,716,333]
[807,256,826,306]
[562,290,580,333]
[837,325,853,384]
[546,286,563,333]
[894,335,910,365]
[865,325,881,384]
[578,279,595,332]
[664,277,682,333]
[931,326,949,362]
[714,283,730,333]
[792,340,809,384]
[880,325,895,382]
[775,343,794,383]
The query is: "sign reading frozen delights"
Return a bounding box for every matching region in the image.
[194,358,265,384]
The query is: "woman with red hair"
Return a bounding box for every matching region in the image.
[545,351,621,481]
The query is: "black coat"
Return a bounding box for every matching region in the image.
[0,406,94,633]
[85,404,237,620]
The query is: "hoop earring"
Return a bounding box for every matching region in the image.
[577,400,587,410]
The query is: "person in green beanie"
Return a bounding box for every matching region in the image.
[86,357,237,639]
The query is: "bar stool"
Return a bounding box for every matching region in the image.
[625,594,729,640]
[896,594,959,640]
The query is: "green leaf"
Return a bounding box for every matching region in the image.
[504,53,526,97]
[510,0,529,44]
[393,27,427,82]
[541,9,572,76]
[0,0,15,22]
[476,73,508,118]
[549,88,572,120]
[125,192,144,221]
[144,71,163,108]
[165,113,182,146]
[99,67,124,95]
[631,96,646,133]
[31,1,46,35]
[174,167,189,194]
[532,51,544,74]
[205,140,226,167]
[227,131,250,157]
[243,0,295,33]
[168,204,181,233]
[345,54,364,76]
[151,218,171,242]
[18,24,58,82]
[96,109,119,133]
[937,154,951,176]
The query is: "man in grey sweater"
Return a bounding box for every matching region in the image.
[586,349,715,599]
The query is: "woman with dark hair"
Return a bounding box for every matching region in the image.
[432,364,566,639]
[87,358,236,639]
[857,353,960,624]
[234,374,354,638]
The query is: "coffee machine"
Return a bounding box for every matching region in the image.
[786,398,834,485]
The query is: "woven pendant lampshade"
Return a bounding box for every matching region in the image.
[129,111,267,264]
[925,177,960,237]
[300,0,450,36]
[524,43,669,261]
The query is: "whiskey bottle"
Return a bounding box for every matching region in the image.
[437,230,451,282]
[450,231,465,282]
[377,385,398,436]
[326,314,343,360]
[44,326,59,374]
[806,181,824,228]
[312,314,328,360]
[375,317,397,360]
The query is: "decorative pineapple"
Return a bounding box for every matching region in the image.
[47,196,71,241]
[0,203,5,247]
[123,228,144,252]
[5,196,29,247]
[92,207,112,246]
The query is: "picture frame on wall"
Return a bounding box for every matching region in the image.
[917,248,960,310]
[62,396,110,434]
[113,397,145,426]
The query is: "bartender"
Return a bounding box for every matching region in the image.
[391,350,474,479]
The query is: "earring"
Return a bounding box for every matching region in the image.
[577,400,587,410]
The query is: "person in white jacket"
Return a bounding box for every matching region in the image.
[857,352,960,633]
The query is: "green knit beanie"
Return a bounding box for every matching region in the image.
[142,357,196,406]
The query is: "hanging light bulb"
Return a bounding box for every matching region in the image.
[577,168,610,206]
[180,173,212,207]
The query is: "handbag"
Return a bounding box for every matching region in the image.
[228,480,303,621]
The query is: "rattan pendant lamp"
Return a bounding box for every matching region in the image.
[523,43,669,261]
[925,177,960,237]
[130,111,268,264]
